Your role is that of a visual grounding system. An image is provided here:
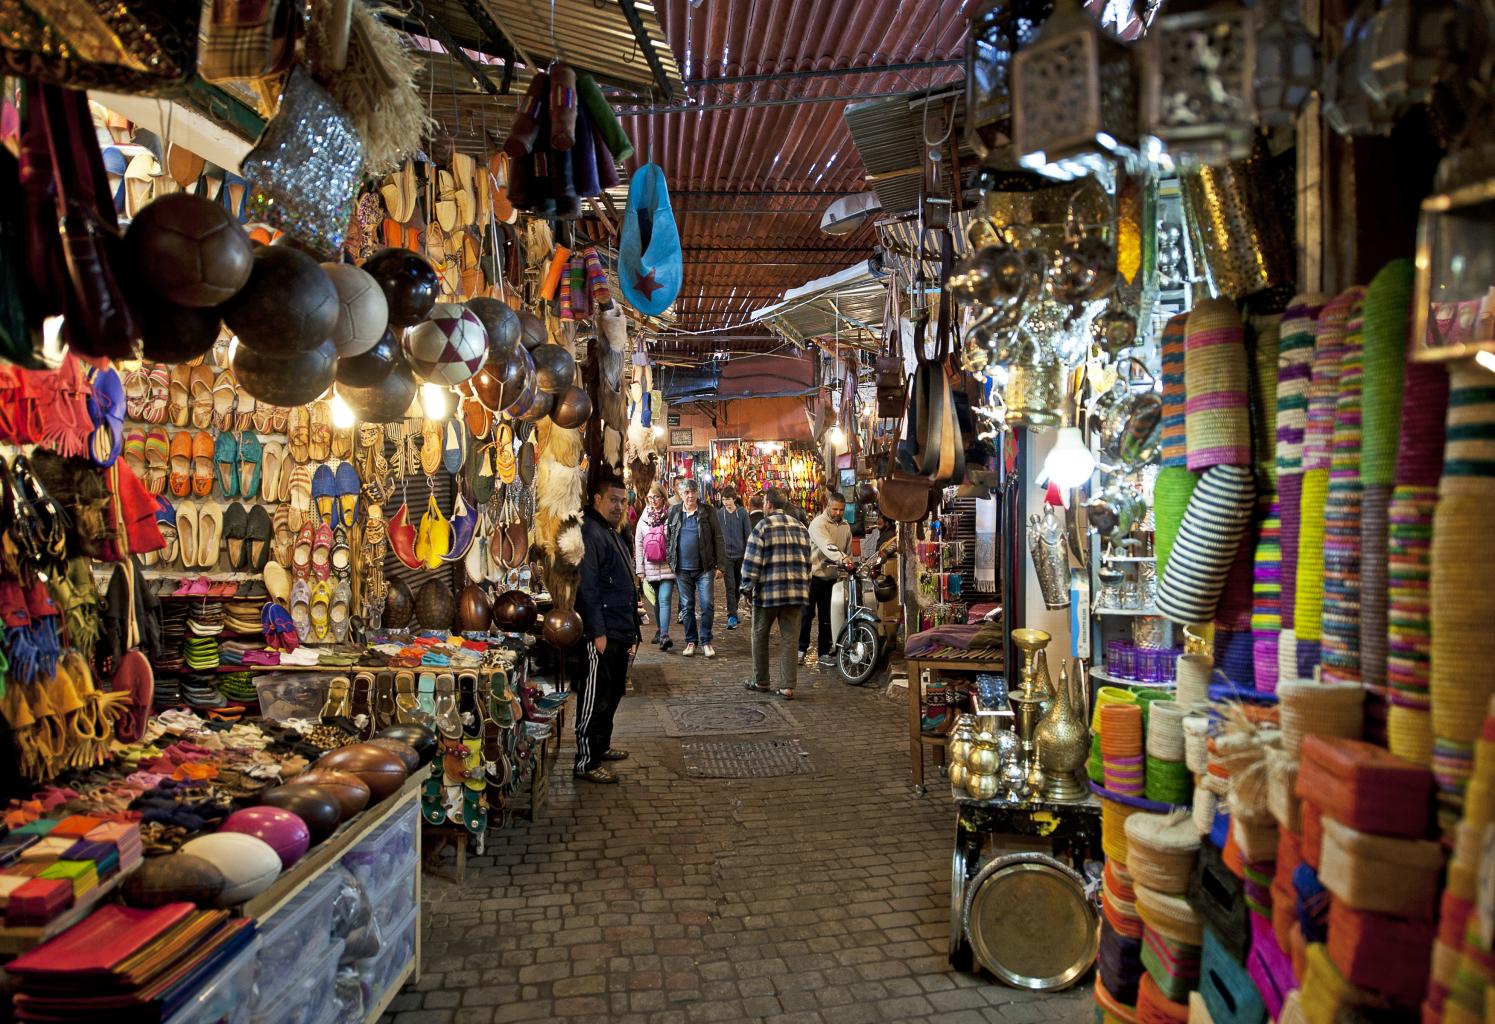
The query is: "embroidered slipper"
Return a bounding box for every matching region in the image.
[330,581,351,643]
[330,423,352,461]
[245,504,272,572]
[223,501,249,571]
[420,418,443,476]
[237,431,262,500]
[272,505,294,568]
[260,441,283,506]
[251,396,274,434]
[290,579,311,640]
[234,385,255,433]
[291,523,314,580]
[123,430,147,482]
[144,430,170,496]
[168,431,194,498]
[270,404,289,436]
[211,370,237,432]
[442,419,467,475]
[189,364,215,430]
[123,367,149,421]
[167,364,192,428]
[213,431,239,498]
[311,464,336,524]
[309,403,332,462]
[144,364,171,425]
[288,464,313,521]
[196,502,223,569]
[334,461,361,523]
[309,580,332,643]
[287,406,311,463]
[311,523,333,581]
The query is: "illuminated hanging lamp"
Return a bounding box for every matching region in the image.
[1140,0,1258,168]
[1011,0,1140,181]
[1254,0,1320,127]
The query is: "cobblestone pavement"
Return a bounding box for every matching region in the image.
[389,591,1093,1024]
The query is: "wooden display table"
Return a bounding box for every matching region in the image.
[902,651,1004,794]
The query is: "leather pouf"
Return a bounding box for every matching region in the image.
[179,833,281,905]
[321,263,389,357]
[221,245,339,354]
[550,385,592,428]
[340,361,417,423]
[219,807,311,869]
[314,744,408,801]
[466,296,522,359]
[365,737,421,773]
[457,583,492,633]
[122,852,226,908]
[125,192,253,307]
[377,723,438,764]
[416,580,456,631]
[362,248,438,327]
[285,768,371,820]
[541,607,583,648]
[257,784,343,843]
[383,579,415,628]
[517,309,545,350]
[137,294,222,363]
[493,589,539,632]
[233,337,337,407]
[531,344,577,394]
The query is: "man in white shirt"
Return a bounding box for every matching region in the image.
[799,491,852,668]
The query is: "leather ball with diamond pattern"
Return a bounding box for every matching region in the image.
[402,303,489,386]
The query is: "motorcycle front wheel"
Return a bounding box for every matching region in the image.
[836,619,881,686]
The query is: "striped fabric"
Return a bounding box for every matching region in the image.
[1252,502,1283,694]
[1292,468,1329,677]
[1160,312,1190,469]
[1321,287,1368,686]
[1156,465,1255,626]
[1185,299,1252,470]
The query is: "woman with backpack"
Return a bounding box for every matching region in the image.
[635,483,676,651]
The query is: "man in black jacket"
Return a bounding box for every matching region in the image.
[573,476,641,784]
[666,479,724,659]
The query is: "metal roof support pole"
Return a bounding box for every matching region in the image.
[406,0,509,100]
[615,0,676,99]
[682,60,963,88]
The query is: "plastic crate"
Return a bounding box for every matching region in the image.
[253,872,340,1004]
[252,940,343,1024]
[166,937,260,1024]
[355,904,417,1011]
[365,865,416,935]
[340,803,417,894]
[254,673,331,723]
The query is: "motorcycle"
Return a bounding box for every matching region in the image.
[832,542,899,686]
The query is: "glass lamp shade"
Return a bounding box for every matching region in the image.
[1254,0,1320,127]
[1322,2,1397,136]
[1141,0,1258,168]
[1011,0,1140,181]
[1362,0,1471,113]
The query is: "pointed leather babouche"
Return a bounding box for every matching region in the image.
[617,163,681,316]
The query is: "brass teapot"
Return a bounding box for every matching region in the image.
[1034,658,1091,801]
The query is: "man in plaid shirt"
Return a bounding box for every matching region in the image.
[739,488,812,699]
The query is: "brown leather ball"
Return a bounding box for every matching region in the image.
[531,344,577,394]
[314,744,409,801]
[416,579,455,630]
[518,388,554,423]
[257,784,343,843]
[136,293,222,363]
[125,193,253,307]
[362,248,439,327]
[233,337,337,407]
[469,363,505,411]
[383,579,414,628]
[541,607,583,648]
[497,346,535,411]
[340,360,417,423]
[377,723,438,764]
[364,737,421,773]
[517,309,545,350]
[123,852,226,908]
[284,769,371,820]
[465,296,521,359]
[550,385,592,428]
[221,245,339,354]
[457,583,492,633]
[493,589,539,632]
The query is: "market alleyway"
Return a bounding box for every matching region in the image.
[389,591,1092,1024]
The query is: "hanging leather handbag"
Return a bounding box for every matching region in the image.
[876,281,905,419]
[914,229,965,487]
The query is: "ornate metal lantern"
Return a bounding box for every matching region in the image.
[1140,0,1257,168]
[1011,0,1140,181]
[1321,2,1396,136]
[1253,0,1319,127]
[1361,0,1473,113]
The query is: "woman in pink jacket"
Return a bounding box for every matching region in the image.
[634,484,676,651]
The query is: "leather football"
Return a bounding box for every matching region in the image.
[517,309,545,350]
[496,346,535,410]
[179,832,282,905]
[415,580,456,630]
[550,385,592,429]
[335,327,399,386]
[518,388,554,423]
[219,807,311,869]
[314,743,409,801]
[366,737,421,773]
[362,248,438,327]
[383,579,415,629]
[530,343,577,394]
[340,360,417,423]
[136,293,222,363]
[284,768,371,819]
[465,296,521,359]
[469,362,505,410]
[457,583,492,633]
[221,245,339,354]
[541,607,583,648]
[233,337,337,407]
[123,852,226,908]
[257,784,343,842]
[377,723,438,764]
[125,192,253,307]
[493,589,539,632]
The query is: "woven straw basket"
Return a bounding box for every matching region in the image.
[1125,811,1201,895]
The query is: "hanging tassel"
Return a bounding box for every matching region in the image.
[7,625,37,685]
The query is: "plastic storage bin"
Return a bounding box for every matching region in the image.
[366,865,416,935]
[166,938,260,1024]
[253,939,344,1024]
[255,673,331,723]
[356,904,417,1012]
[340,804,417,894]
[253,871,340,1000]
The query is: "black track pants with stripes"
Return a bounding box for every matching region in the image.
[574,640,631,772]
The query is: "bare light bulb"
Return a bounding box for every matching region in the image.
[420,382,452,421]
[1038,427,1096,489]
[330,392,356,429]
[827,425,846,446]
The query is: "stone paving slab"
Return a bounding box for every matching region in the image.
[386,588,1092,1023]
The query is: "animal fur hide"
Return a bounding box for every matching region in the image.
[533,422,586,612]
[594,306,628,432]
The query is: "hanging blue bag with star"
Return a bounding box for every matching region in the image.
[618,163,682,316]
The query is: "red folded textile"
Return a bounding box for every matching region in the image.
[6,903,194,975]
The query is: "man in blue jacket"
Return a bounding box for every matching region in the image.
[573,476,641,784]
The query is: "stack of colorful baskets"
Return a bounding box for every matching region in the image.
[1128,813,1204,1019]
[1320,286,1368,691]
[1102,703,1146,797]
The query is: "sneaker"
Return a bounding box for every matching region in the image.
[682,643,696,657]
[652,634,661,646]
[574,766,619,784]
[800,650,815,666]
[702,644,716,659]
[660,637,674,652]
[818,656,835,667]
[726,615,739,630]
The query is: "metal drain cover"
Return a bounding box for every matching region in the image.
[681,739,813,778]
[656,699,799,737]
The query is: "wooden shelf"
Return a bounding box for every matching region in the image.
[1093,606,1160,617]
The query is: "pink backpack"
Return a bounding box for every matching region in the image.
[643,521,667,562]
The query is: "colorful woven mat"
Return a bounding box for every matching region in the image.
[1360,260,1412,487]
[1157,465,1256,626]
[1160,311,1189,470]
[1185,299,1252,471]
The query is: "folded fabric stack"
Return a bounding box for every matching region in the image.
[222,599,263,635]
[6,903,255,1021]
[157,603,188,674]
[180,673,224,708]
[182,636,220,672]
[0,818,140,926]
[187,601,224,638]
[151,674,182,709]
[218,640,257,666]
[218,671,259,704]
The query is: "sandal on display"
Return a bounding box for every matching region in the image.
[373,672,398,728]
[168,431,194,498]
[144,365,171,425]
[124,368,149,421]
[290,579,311,639]
[213,432,239,498]
[235,388,255,433]
[189,364,214,430]
[196,502,223,569]
[167,364,192,427]
[238,431,262,499]
[246,504,272,572]
[311,523,333,580]
[291,523,314,579]
[144,430,169,495]
[394,671,423,722]
[331,424,352,461]
[287,406,311,463]
[420,419,443,476]
[211,370,237,432]
[433,673,461,738]
[223,501,248,571]
[191,431,215,498]
[272,506,295,568]
[311,464,336,524]
[288,465,313,523]
[123,430,146,481]
[417,672,437,719]
[309,404,332,462]
[320,675,351,720]
[251,397,275,435]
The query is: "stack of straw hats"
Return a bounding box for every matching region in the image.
[1320,286,1368,690]
[1275,294,1329,685]
[1431,361,1495,834]
[1185,298,1253,471]
[1156,465,1255,625]
[1276,679,1365,759]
